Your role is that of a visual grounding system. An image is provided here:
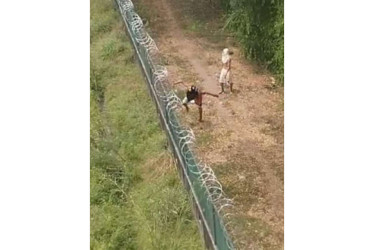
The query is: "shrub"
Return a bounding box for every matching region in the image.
[223,0,284,82]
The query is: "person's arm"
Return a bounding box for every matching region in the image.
[225,59,231,76]
[174,80,189,89]
[201,92,219,98]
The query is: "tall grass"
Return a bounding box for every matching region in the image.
[90,0,203,249]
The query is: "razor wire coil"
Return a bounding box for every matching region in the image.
[116,1,237,249]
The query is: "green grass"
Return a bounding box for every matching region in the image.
[196,132,213,147]
[90,0,203,249]
[187,20,203,32]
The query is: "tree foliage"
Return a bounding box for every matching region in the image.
[223,0,284,80]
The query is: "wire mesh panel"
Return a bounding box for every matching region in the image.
[115,0,236,249]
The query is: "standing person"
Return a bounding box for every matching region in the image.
[219,48,234,94]
[182,85,219,122]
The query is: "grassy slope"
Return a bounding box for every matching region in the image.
[90,0,203,249]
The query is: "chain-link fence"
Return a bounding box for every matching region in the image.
[115,0,236,249]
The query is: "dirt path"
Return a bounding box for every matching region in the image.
[159,0,219,90]
[155,0,236,130]
[133,0,284,248]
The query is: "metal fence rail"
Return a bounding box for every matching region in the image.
[115,0,235,249]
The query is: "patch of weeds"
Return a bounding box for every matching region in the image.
[129,170,203,250]
[91,15,114,39]
[90,67,106,106]
[231,215,272,248]
[172,54,188,67]
[101,39,125,60]
[124,53,135,64]
[196,132,213,147]
[188,20,203,32]
[212,162,233,176]
[90,205,136,250]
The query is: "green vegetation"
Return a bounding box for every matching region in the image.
[162,0,283,82]
[90,0,203,249]
[222,0,284,82]
[196,133,213,147]
[188,21,204,32]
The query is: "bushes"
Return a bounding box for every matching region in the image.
[223,0,284,81]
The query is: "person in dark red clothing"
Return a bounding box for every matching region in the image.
[182,85,218,122]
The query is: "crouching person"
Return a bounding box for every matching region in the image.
[183,85,218,122]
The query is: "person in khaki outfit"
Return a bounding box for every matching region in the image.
[219,48,234,94]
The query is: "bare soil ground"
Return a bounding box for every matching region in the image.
[132,0,284,249]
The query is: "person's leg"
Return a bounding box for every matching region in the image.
[198,106,203,122]
[219,68,226,94]
[182,97,189,112]
[219,82,224,94]
[226,71,233,93]
[194,96,203,122]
